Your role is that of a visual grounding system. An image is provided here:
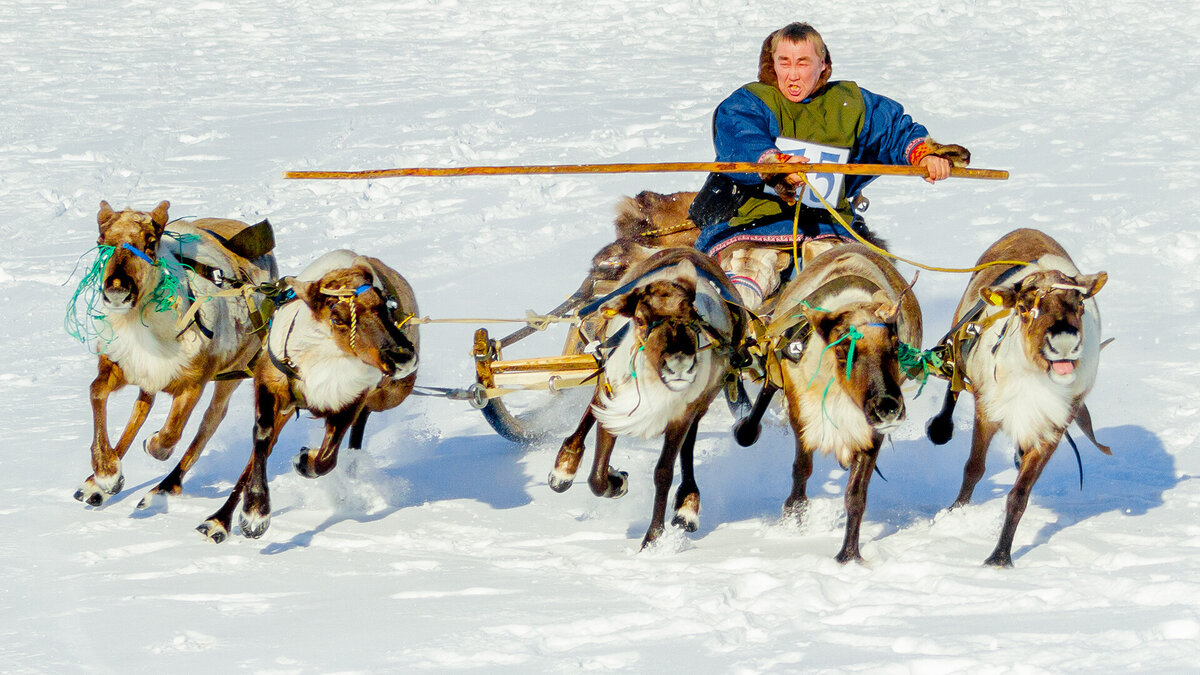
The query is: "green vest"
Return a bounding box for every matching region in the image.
[730,81,866,229]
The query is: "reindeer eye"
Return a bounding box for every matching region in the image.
[330,313,349,327]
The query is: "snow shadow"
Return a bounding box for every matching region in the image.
[650,414,1176,555]
[379,432,532,510]
[1018,424,1176,559]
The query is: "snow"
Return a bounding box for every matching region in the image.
[3,0,1200,671]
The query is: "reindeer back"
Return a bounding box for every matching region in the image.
[770,244,921,348]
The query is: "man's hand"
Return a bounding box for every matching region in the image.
[760,152,809,204]
[920,154,951,183]
[778,153,810,187]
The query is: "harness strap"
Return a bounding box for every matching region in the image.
[930,263,1032,391]
[576,260,743,319]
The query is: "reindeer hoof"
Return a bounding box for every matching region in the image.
[672,493,700,532]
[605,470,628,499]
[835,549,864,565]
[983,550,1014,568]
[143,434,175,461]
[926,416,954,445]
[732,417,761,447]
[547,470,574,493]
[136,490,167,511]
[639,525,665,551]
[196,519,229,544]
[74,474,124,506]
[293,448,334,478]
[781,499,808,525]
[239,511,271,539]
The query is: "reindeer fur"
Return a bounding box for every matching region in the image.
[197,250,419,543]
[549,248,745,548]
[926,228,1107,567]
[76,200,276,508]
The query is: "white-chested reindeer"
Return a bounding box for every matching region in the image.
[926,228,1108,567]
[735,243,922,563]
[75,200,276,508]
[548,248,747,548]
[197,250,419,543]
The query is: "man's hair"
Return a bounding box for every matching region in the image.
[757,22,833,89]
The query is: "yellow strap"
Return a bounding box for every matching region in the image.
[794,173,1029,274]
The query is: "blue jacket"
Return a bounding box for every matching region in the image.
[713,81,929,202]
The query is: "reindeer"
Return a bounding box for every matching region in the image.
[738,244,921,563]
[925,228,1107,567]
[74,200,276,508]
[197,250,419,543]
[548,248,747,548]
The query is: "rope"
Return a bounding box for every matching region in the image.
[794,173,1029,274]
[897,341,943,396]
[64,246,116,346]
[406,312,578,330]
[64,244,192,348]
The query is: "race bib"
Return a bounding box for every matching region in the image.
[775,139,850,210]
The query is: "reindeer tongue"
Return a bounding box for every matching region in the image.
[1051,360,1075,376]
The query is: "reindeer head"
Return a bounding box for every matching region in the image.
[294,266,418,378]
[95,200,170,311]
[981,269,1106,384]
[802,292,906,431]
[608,275,706,392]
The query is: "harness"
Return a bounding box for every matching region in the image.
[926,262,1038,393]
[756,274,908,389]
[264,272,415,411]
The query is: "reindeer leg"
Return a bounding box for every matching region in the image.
[670,417,702,532]
[196,458,254,544]
[984,439,1055,568]
[293,398,364,478]
[733,382,778,447]
[139,379,240,509]
[348,408,371,451]
[926,384,959,445]
[239,386,292,539]
[77,358,145,505]
[144,383,205,461]
[641,417,691,549]
[549,390,600,493]
[782,392,814,523]
[836,439,881,564]
[587,423,627,499]
[952,408,1000,508]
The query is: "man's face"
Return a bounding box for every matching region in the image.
[773,39,825,103]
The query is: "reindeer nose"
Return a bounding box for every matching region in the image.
[103,277,133,306]
[1043,323,1082,360]
[868,394,904,427]
[661,353,697,381]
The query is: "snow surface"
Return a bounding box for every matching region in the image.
[3,0,1200,671]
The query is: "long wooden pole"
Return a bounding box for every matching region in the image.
[284,162,1008,181]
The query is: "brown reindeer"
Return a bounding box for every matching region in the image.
[75,200,276,508]
[548,248,747,548]
[925,228,1107,567]
[760,244,922,563]
[197,250,419,543]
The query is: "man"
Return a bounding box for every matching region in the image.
[691,22,967,310]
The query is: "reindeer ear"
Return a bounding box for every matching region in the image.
[150,201,170,233]
[799,303,835,340]
[871,290,900,322]
[980,286,1016,308]
[351,262,377,288]
[97,201,115,229]
[291,279,323,311]
[1075,271,1107,298]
